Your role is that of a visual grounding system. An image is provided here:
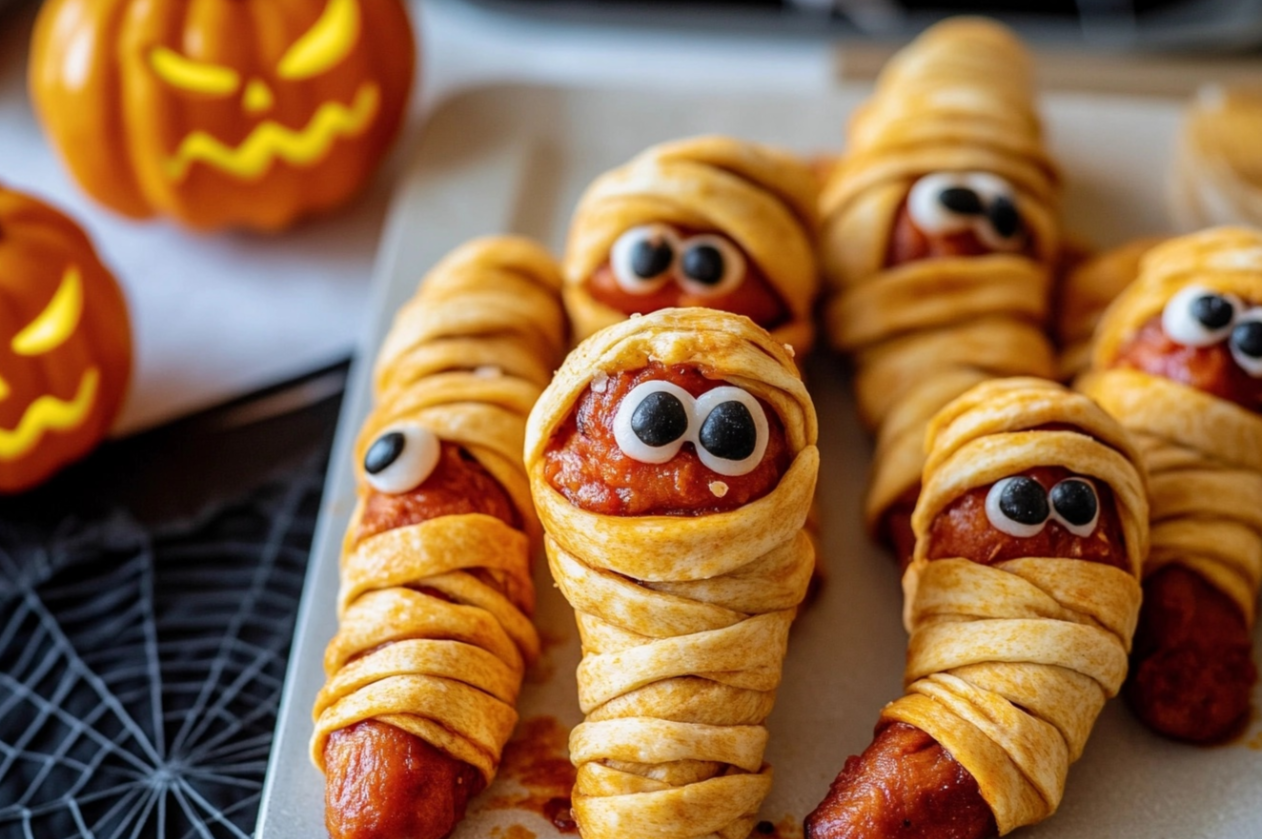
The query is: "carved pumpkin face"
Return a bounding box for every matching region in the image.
[0,185,132,492]
[30,0,416,231]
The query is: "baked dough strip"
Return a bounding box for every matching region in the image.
[311,236,566,784]
[525,308,818,839]
[1079,227,1262,624]
[888,378,1147,834]
[818,18,1062,534]
[564,136,820,357]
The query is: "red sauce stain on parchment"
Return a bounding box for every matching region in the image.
[487,716,579,833]
[753,815,804,839]
[490,826,538,839]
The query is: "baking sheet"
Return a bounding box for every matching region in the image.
[258,82,1262,839]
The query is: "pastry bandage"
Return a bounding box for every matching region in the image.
[1054,237,1163,381]
[888,377,1147,834]
[525,308,818,839]
[818,18,1061,533]
[1079,227,1262,624]
[1170,85,1262,232]
[311,237,566,782]
[564,135,820,357]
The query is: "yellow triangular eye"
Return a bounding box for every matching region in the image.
[149,47,241,95]
[278,0,361,81]
[14,266,84,356]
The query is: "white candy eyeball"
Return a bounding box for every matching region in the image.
[610,224,679,295]
[1049,478,1100,538]
[1230,308,1262,377]
[907,172,979,235]
[363,424,440,494]
[985,476,1050,538]
[613,381,694,464]
[1161,284,1239,348]
[963,173,1025,252]
[693,386,769,477]
[676,234,746,297]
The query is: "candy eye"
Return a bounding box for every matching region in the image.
[1162,285,1239,348]
[985,476,1050,538]
[907,173,978,234]
[1049,478,1100,537]
[976,194,1024,251]
[693,386,769,477]
[966,173,1025,251]
[676,234,746,297]
[613,381,693,464]
[1230,310,1262,377]
[363,424,440,494]
[610,225,678,294]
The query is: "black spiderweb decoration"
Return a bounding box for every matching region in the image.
[0,456,325,839]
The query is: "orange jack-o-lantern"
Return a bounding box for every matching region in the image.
[0,184,132,492]
[29,0,416,232]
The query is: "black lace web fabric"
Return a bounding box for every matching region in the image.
[0,372,342,839]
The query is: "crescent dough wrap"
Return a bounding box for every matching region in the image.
[818,18,1061,534]
[524,308,819,839]
[1054,237,1164,381]
[1079,226,1262,624]
[886,378,1147,834]
[564,135,820,356]
[311,236,566,783]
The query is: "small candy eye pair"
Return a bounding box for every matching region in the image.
[985,475,1100,538]
[907,172,1026,252]
[610,224,746,297]
[1162,285,1262,377]
[362,424,440,494]
[612,380,769,477]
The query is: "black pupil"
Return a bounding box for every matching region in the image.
[1050,479,1098,527]
[681,244,726,286]
[938,186,984,215]
[630,391,689,448]
[630,237,673,279]
[365,431,405,475]
[998,476,1049,526]
[987,196,1022,239]
[1232,320,1262,358]
[698,401,758,461]
[1192,294,1234,330]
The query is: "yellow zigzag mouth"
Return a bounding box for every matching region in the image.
[0,368,100,460]
[166,82,382,182]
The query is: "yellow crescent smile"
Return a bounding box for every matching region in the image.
[165,82,381,182]
[0,367,100,460]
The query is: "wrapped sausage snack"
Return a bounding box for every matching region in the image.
[807,378,1148,838]
[311,237,566,839]
[1079,226,1262,742]
[564,135,820,358]
[818,17,1062,566]
[525,308,819,839]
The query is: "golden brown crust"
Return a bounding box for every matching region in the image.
[816,18,1061,536]
[311,236,566,784]
[886,378,1147,834]
[525,308,818,839]
[563,135,820,356]
[1081,227,1262,623]
[1170,85,1262,231]
[1054,236,1164,380]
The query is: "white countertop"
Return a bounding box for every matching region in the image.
[0,0,834,434]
